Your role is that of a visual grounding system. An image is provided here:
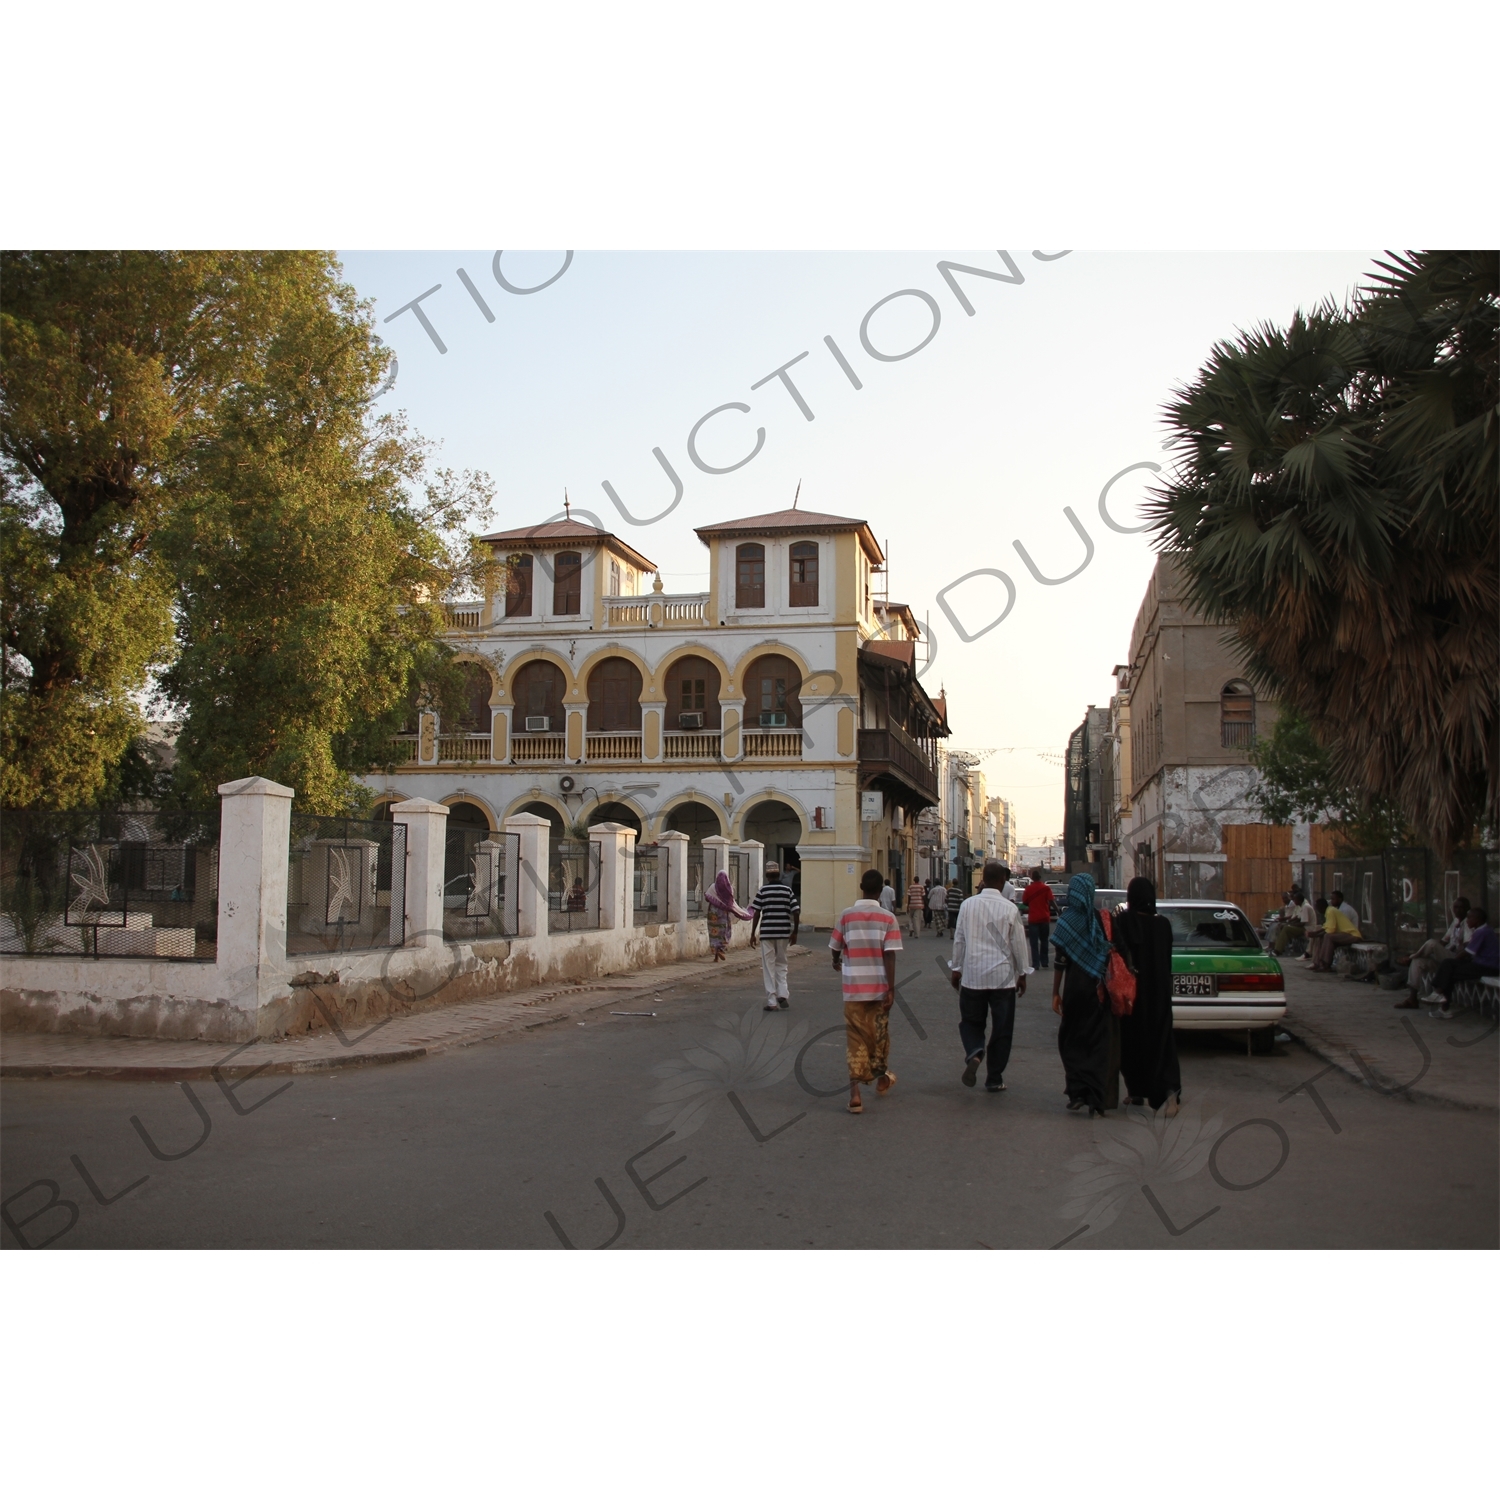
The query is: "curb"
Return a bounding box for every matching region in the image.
[1278,1018,1498,1114]
[0,942,812,1083]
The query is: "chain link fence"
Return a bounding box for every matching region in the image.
[1,808,219,960]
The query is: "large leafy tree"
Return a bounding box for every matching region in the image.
[1148,251,1497,856]
[2,252,490,814]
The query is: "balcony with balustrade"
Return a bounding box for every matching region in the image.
[603,592,709,629]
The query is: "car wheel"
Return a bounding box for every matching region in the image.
[1249,1025,1277,1056]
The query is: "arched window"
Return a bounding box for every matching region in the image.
[587,657,643,731]
[448,662,494,731]
[788,540,819,607]
[505,553,533,618]
[735,542,765,609]
[552,551,582,615]
[665,800,723,844]
[512,661,565,732]
[744,653,802,728]
[664,654,722,729]
[1221,680,1256,749]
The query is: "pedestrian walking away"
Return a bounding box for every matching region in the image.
[922,879,934,928]
[750,862,799,1009]
[1115,876,1181,1115]
[829,869,904,1114]
[1021,867,1055,969]
[946,880,964,934]
[705,870,751,962]
[905,877,926,940]
[879,878,897,915]
[928,879,949,936]
[949,861,1031,1093]
[1051,872,1119,1117]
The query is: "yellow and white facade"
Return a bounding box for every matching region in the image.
[363,507,948,926]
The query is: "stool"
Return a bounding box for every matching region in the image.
[1349,942,1387,978]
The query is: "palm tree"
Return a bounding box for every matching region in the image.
[1147,251,1497,856]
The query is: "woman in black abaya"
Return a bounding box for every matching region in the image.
[1116,876,1182,1115]
[1051,872,1116,1117]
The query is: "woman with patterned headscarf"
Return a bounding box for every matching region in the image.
[1116,876,1181,1115]
[1049,871,1117,1117]
[705,870,751,962]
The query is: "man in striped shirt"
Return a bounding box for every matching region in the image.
[750,862,800,1010]
[829,869,904,1114]
[905,877,926,939]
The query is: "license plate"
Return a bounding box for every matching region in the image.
[1173,974,1217,997]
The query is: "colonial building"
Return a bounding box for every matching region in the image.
[363,506,948,926]
[1112,554,1289,914]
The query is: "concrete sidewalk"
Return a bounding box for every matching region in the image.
[1278,960,1498,1111]
[0,944,814,1081]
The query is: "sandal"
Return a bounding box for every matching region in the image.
[847,1097,863,1114]
[876,1070,896,1095]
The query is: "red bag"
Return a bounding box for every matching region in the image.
[1098,909,1137,1017]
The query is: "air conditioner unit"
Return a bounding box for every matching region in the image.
[524,716,551,732]
[760,711,788,727]
[678,712,705,730]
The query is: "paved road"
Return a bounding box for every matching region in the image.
[3,943,1496,1249]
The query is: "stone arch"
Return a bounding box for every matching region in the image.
[736,792,807,843]
[585,655,644,731]
[657,795,725,845]
[510,659,569,732]
[440,795,496,832]
[726,638,817,696]
[575,642,655,700]
[649,641,734,701]
[585,800,644,837]
[663,653,723,730]
[501,649,578,702]
[449,657,498,730]
[740,651,803,728]
[508,797,568,844]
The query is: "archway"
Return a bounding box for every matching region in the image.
[587,801,642,837]
[665,801,722,845]
[586,657,643,731]
[744,799,803,895]
[742,653,803,728]
[444,801,492,906]
[516,800,567,844]
[663,654,722,730]
[512,661,566,734]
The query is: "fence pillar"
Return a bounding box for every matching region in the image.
[590,822,635,930]
[702,835,731,890]
[393,798,449,949]
[737,839,765,897]
[505,811,551,939]
[659,830,690,952]
[217,778,295,997]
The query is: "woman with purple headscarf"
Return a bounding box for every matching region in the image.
[705,870,750,961]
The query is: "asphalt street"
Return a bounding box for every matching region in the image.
[3,940,1496,1249]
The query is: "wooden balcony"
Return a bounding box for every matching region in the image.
[858,726,938,802]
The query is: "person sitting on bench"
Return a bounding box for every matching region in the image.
[1396,897,1470,1009]
[1428,908,1499,1020]
[1310,889,1361,972]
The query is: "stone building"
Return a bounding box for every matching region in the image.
[362,505,948,927]
[1115,554,1287,913]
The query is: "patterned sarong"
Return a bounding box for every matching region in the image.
[844,1000,891,1083]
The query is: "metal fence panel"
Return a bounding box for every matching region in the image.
[1,808,218,961]
[633,843,662,925]
[728,851,748,908]
[549,840,601,932]
[444,828,520,941]
[685,848,705,916]
[287,814,406,954]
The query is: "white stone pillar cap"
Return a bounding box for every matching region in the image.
[218,776,294,799]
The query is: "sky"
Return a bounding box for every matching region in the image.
[340,250,1382,843]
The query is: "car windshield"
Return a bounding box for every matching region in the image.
[1161,906,1260,950]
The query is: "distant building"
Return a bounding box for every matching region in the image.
[1016,841,1065,872]
[1063,706,1111,873]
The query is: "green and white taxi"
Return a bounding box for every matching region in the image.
[1158,900,1286,1049]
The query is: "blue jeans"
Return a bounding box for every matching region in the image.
[958,986,1017,1085]
[1027,921,1050,969]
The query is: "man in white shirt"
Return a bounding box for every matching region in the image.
[928,879,949,935]
[1000,868,1018,902]
[1399,897,1471,1009]
[878,879,897,915]
[949,860,1032,1093]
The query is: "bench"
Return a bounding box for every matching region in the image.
[1348,942,1387,978]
